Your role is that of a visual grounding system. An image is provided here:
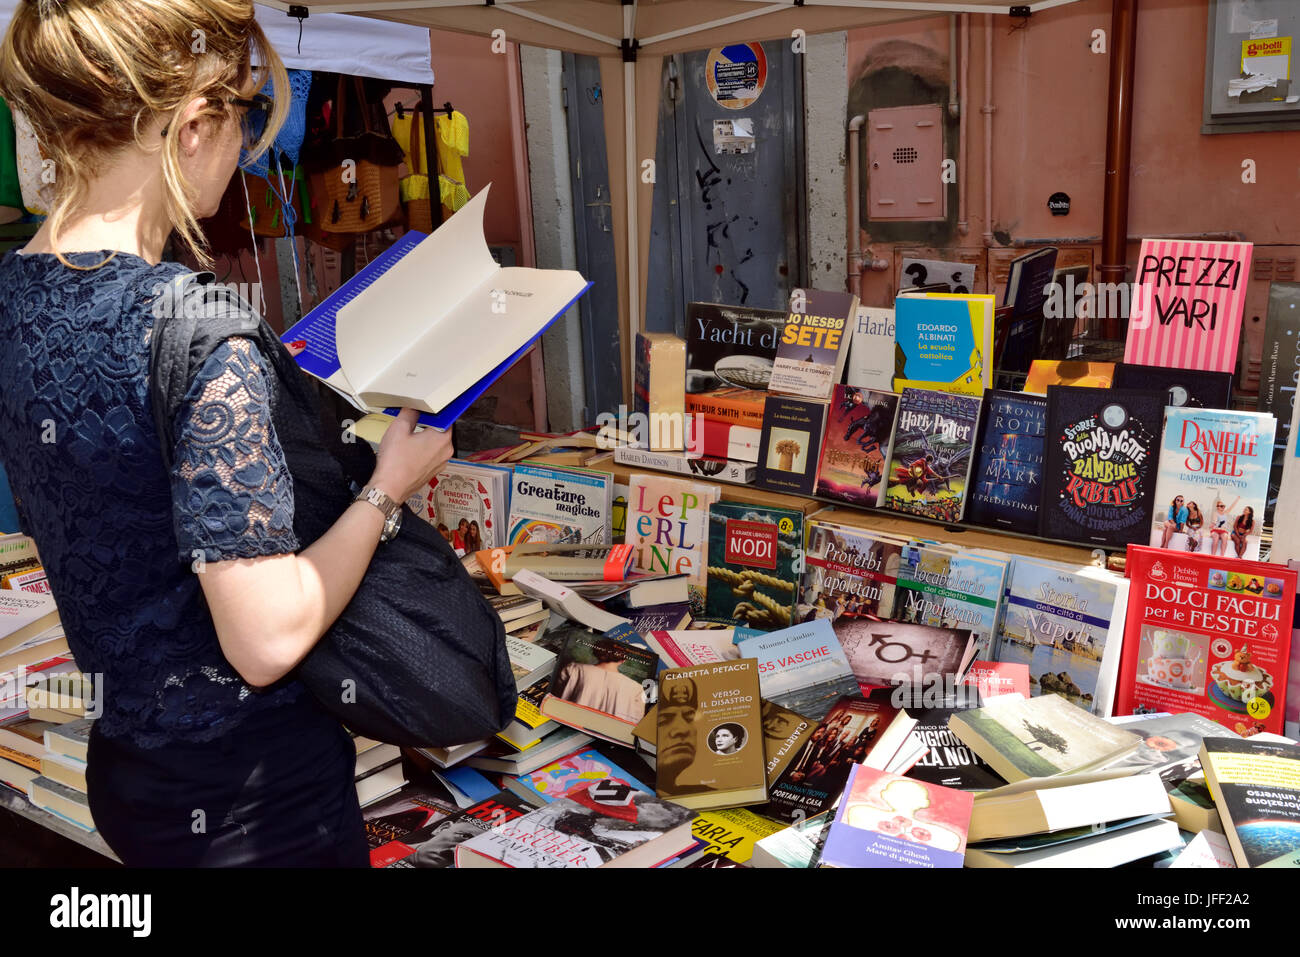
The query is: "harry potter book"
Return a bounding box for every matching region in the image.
[1038,386,1163,547]
[965,390,1047,529]
[655,658,768,810]
[883,388,981,523]
[815,385,900,508]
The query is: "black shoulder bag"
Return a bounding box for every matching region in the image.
[148,272,515,748]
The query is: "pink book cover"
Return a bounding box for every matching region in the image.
[962,661,1030,700]
[1124,240,1252,374]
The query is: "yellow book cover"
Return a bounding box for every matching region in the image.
[690,806,785,863]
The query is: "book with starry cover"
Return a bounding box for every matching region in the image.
[965,390,1047,530]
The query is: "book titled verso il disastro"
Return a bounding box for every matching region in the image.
[507,463,613,546]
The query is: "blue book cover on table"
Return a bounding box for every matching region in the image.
[965,390,1047,530]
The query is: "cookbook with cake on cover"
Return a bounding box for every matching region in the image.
[1115,545,1296,737]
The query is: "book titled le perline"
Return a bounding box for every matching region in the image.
[282,184,592,431]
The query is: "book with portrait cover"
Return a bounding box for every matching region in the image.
[626,475,720,616]
[1200,736,1300,868]
[755,396,829,497]
[507,463,613,546]
[815,386,900,508]
[1112,363,1233,410]
[820,763,973,869]
[540,631,658,746]
[704,502,804,631]
[736,619,859,722]
[455,780,697,869]
[883,388,981,524]
[655,658,767,810]
[991,557,1130,716]
[377,791,532,868]
[1038,386,1163,547]
[756,693,902,823]
[361,785,459,862]
[892,542,1009,660]
[1148,408,1275,562]
[768,289,859,400]
[965,391,1047,529]
[1115,545,1296,737]
[416,460,510,551]
[905,705,1005,792]
[796,520,905,631]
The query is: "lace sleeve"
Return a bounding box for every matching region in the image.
[170,336,300,565]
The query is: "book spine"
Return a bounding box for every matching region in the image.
[613,446,756,484]
[685,394,766,430]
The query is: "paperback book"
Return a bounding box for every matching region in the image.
[685,301,785,415]
[416,460,510,551]
[625,475,720,615]
[759,700,820,787]
[506,747,653,806]
[507,463,613,546]
[883,388,982,523]
[703,502,804,631]
[755,396,828,497]
[843,306,896,392]
[735,619,859,722]
[797,520,904,629]
[893,542,1009,659]
[378,792,532,868]
[1148,408,1275,561]
[612,445,756,486]
[541,631,659,746]
[1112,363,1234,410]
[768,289,859,399]
[964,390,1047,529]
[815,386,900,508]
[1022,360,1115,395]
[1115,545,1296,737]
[1038,386,1163,547]
[905,705,1005,791]
[1200,736,1300,868]
[838,620,976,692]
[893,295,994,396]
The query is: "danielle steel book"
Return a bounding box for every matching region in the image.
[815,386,899,508]
[1115,545,1296,737]
[1148,408,1275,561]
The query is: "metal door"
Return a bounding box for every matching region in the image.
[646,39,807,335]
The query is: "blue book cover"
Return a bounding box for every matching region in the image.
[0,462,19,534]
[965,390,1047,529]
[893,543,1009,659]
[736,619,859,721]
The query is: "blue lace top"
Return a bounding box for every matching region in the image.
[0,250,307,748]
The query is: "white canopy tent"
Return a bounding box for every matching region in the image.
[0,1,435,85]
[260,0,1087,392]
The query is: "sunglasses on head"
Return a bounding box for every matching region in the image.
[161,93,272,147]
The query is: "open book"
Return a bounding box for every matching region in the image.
[282,184,593,430]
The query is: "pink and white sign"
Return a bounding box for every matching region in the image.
[1124,239,1253,374]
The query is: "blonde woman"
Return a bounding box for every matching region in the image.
[1209,494,1240,558]
[0,1,452,866]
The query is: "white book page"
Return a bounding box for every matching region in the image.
[335,186,500,403]
[353,265,588,414]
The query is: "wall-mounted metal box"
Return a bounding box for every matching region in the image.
[866,104,946,222]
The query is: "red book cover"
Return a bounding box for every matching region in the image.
[1116,545,1295,736]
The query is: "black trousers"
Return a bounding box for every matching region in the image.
[85,695,369,867]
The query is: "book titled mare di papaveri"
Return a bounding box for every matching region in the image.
[815,386,900,508]
[965,391,1047,529]
[992,557,1130,716]
[755,396,828,497]
[797,520,904,631]
[893,542,1009,660]
[1115,546,1296,737]
[655,658,768,810]
[625,475,720,616]
[1038,386,1163,547]
[281,185,592,431]
[883,388,981,524]
[1148,408,1276,562]
[704,502,803,631]
[507,463,613,546]
[893,294,994,396]
[767,289,859,400]
[1123,239,1253,376]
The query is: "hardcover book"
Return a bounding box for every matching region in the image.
[1000,247,1059,375]
[1123,239,1253,375]
[893,542,1009,659]
[455,780,697,869]
[506,747,653,806]
[378,791,533,868]
[965,391,1047,529]
[703,502,804,631]
[1038,386,1163,547]
[626,475,720,615]
[755,396,829,497]
[1115,545,1296,737]
[768,289,859,399]
[797,520,905,630]
[905,705,1005,791]
[820,764,973,869]
[736,619,859,722]
[893,295,993,396]
[540,631,659,746]
[1257,283,1300,527]
[1148,408,1275,561]
[992,557,1131,716]
[883,388,981,523]
[759,700,820,787]
[655,658,768,810]
[612,445,756,486]
[684,387,767,430]
[948,693,1141,783]
[815,386,900,508]
[686,300,785,397]
[690,807,785,863]
[843,306,896,392]
[507,463,613,546]
[1200,736,1300,868]
[1112,363,1233,410]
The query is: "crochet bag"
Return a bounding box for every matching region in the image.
[147,273,515,747]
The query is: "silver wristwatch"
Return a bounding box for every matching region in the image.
[355,486,403,542]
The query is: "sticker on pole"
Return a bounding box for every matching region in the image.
[706,44,767,110]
